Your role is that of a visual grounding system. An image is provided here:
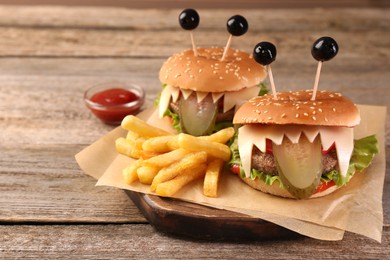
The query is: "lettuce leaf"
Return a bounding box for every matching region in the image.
[258,82,269,96]
[228,133,379,188]
[321,135,378,186]
[154,84,181,132]
[163,107,182,133]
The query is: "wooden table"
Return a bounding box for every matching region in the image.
[0,6,389,258]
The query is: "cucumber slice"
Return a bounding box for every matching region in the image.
[273,135,323,199]
[179,93,218,136]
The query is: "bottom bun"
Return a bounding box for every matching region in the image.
[240,176,340,199]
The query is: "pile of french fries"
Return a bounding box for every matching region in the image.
[115,115,234,197]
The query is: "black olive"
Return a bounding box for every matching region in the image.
[311,36,339,62]
[253,42,277,66]
[227,15,248,36]
[179,9,200,30]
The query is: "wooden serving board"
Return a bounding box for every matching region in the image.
[126,191,300,241]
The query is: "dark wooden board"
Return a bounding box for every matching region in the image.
[126,191,300,241]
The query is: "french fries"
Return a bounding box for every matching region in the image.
[203,159,224,197]
[142,148,190,168]
[122,159,143,184]
[137,166,160,184]
[178,133,231,161]
[156,164,207,197]
[115,137,142,159]
[150,151,207,191]
[142,135,179,152]
[121,115,171,137]
[199,127,235,144]
[116,116,234,197]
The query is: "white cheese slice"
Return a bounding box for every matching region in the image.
[170,86,181,103]
[283,125,303,144]
[223,86,259,113]
[196,91,209,103]
[237,126,255,178]
[319,126,354,177]
[303,127,320,143]
[158,85,175,118]
[211,92,224,104]
[237,124,354,178]
[181,89,193,100]
[158,85,259,119]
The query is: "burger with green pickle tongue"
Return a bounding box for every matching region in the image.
[229,90,378,199]
[156,47,267,136]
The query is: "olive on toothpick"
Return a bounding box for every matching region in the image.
[221,15,248,61]
[179,8,200,56]
[253,41,278,99]
[227,15,248,36]
[311,36,339,100]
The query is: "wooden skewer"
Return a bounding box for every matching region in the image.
[221,35,233,61]
[311,61,322,101]
[268,65,277,100]
[190,31,198,56]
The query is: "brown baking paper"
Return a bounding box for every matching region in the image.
[76,105,386,242]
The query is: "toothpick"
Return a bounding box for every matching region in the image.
[268,65,277,100]
[311,61,322,101]
[221,34,233,61]
[190,31,198,56]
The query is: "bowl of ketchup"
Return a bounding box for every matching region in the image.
[84,82,145,125]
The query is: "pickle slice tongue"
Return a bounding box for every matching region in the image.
[179,93,217,136]
[273,135,323,199]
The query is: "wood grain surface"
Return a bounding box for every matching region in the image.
[0,0,389,9]
[0,6,389,258]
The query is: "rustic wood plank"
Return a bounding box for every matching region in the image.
[0,144,147,223]
[1,0,389,9]
[0,8,388,58]
[0,7,387,29]
[0,225,388,258]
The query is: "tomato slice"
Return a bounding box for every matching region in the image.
[315,180,335,193]
[266,139,273,154]
[230,164,241,175]
[322,142,335,155]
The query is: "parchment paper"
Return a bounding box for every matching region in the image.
[76,105,386,242]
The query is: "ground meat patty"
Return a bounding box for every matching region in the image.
[251,147,338,175]
[251,150,278,176]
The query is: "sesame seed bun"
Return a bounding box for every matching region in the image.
[240,175,340,199]
[159,47,266,93]
[233,90,360,127]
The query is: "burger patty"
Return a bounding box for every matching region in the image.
[169,101,235,123]
[251,147,338,176]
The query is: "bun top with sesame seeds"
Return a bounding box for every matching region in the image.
[233,90,360,127]
[159,47,267,93]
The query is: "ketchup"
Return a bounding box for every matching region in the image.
[86,87,144,125]
[91,88,138,106]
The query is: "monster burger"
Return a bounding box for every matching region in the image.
[157,47,267,136]
[229,39,378,199]
[230,90,377,199]
[157,10,267,136]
